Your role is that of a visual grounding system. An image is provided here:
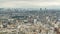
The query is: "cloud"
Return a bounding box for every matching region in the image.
[0,0,59,2]
[0,0,60,8]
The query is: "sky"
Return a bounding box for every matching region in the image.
[0,0,60,9]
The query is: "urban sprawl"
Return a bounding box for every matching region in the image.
[0,8,60,34]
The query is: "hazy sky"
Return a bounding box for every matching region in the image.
[0,0,60,8]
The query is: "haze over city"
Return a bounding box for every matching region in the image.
[0,0,60,34]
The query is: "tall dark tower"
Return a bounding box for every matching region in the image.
[44,8,47,14]
[40,8,42,11]
[45,8,46,10]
